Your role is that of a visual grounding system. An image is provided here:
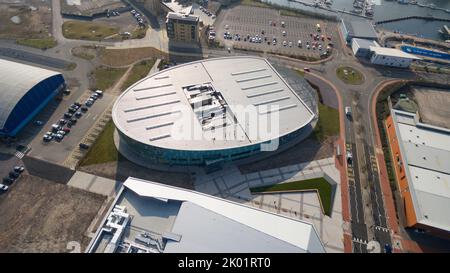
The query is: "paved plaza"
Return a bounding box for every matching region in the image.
[194,157,344,253]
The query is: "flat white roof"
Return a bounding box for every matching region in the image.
[112,57,315,151]
[370,46,421,60]
[392,110,450,231]
[124,177,325,253]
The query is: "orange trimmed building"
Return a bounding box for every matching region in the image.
[385,108,450,238]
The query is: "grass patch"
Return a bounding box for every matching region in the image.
[250,177,333,216]
[336,66,364,85]
[312,103,339,142]
[79,120,118,166]
[62,20,119,41]
[65,62,77,71]
[91,66,127,91]
[100,47,167,67]
[239,0,272,8]
[121,59,156,91]
[16,38,57,50]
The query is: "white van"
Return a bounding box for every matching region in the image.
[345,106,352,117]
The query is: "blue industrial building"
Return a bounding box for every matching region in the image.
[0,59,65,137]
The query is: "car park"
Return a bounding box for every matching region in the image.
[0,184,8,192]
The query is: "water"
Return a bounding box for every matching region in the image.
[263,0,450,41]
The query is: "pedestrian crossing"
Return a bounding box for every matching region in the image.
[15,151,25,159]
[375,226,390,233]
[353,237,368,244]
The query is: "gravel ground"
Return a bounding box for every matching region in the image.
[0,175,106,253]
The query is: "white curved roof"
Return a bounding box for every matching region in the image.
[124,177,325,253]
[0,59,61,129]
[113,57,315,151]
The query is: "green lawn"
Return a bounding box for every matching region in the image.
[336,66,364,85]
[62,21,119,41]
[250,177,333,216]
[240,0,272,8]
[312,103,340,142]
[91,66,127,91]
[79,120,119,166]
[16,38,57,50]
[121,59,155,91]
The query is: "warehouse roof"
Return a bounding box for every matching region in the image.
[342,19,378,40]
[0,59,61,129]
[352,38,379,49]
[113,57,315,151]
[370,46,421,59]
[124,177,325,253]
[392,110,450,232]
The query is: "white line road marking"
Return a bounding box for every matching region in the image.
[92,114,98,120]
[85,113,91,119]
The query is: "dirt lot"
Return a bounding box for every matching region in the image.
[0,2,52,39]
[0,175,106,253]
[412,86,450,129]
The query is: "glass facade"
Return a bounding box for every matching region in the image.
[117,123,312,167]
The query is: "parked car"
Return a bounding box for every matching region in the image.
[3,177,14,185]
[79,143,90,149]
[346,151,353,165]
[95,90,103,96]
[52,124,62,132]
[303,67,311,72]
[54,134,64,141]
[80,106,88,112]
[13,166,24,173]
[59,119,67,125]
[63,127,71,134]
[43,134,52,142]
[74,102,82,107]
[0,184,8,192]
[64,112,73,119]
[9,171,19,179]
[345,106,352,117]
[75,112,82,118]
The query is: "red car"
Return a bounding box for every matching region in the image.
[63,128,71,133]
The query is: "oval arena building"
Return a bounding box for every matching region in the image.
[112,57,316,170]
